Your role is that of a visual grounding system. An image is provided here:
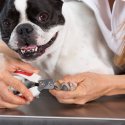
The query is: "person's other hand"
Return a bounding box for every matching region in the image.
[50,73,115,105]
[0,53,39,108]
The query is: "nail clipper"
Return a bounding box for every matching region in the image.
[13,71,77,97]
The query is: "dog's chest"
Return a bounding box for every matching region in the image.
[34,51,62,79]
[36,41,113,80]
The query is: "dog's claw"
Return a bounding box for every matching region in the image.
[54,81,77,91]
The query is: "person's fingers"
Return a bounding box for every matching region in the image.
[56,97,87,105]
[62,75,79,83]
[2,73,33,102]
[57,96,88,105]
[50,82,86,99]
[0,81,27,105]
[62,73,87,83]
[16,61,39,73]
[74,98,87,105]
[49,89,79,99]
[57,98,75,104]
[0,97,19,109]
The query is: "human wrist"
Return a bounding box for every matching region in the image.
[105,75,125,96]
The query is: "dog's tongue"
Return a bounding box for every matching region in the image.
[21,45,37,50]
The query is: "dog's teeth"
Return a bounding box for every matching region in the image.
[32,49,34,52]
[20,47,38,54]
[35,47,38,52]
[21,50,25,54]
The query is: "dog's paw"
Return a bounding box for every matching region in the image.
[54,82,77,91]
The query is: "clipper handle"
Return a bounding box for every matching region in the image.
[13,71,41,97]
[14,70,42,83]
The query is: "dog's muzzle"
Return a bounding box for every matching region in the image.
[16,32,58,60]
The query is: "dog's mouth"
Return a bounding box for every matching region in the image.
[16,32,58,60]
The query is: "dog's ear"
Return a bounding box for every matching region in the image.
[52,0,63,10]
[0,0,6,12]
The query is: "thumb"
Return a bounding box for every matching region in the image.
[62,73,87,83]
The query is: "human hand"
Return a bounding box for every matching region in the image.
[0,53,39,108]
[50,73,115,105]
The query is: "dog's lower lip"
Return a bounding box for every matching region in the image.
[17,32,58,60]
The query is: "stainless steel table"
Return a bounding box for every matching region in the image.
[0,90,125,125]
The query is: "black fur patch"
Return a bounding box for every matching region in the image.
[0,0,65,44]
[26,0,65,30]
[0,0,20,43]
[0,0,6,12]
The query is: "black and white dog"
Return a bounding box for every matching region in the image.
[0,0,114,80]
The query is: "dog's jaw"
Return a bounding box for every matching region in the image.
[16,32,58,60]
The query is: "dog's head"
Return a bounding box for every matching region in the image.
[0,0,65,61]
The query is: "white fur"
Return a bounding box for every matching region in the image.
[33,1,114,80]
[14,0,28,21]
[9,1,114,80]
[9,0,29,49]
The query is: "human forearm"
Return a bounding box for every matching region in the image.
[106,75,125,96]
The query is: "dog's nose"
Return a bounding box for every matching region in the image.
[16,23,33,35]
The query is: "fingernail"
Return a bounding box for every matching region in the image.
[28,97,33,101]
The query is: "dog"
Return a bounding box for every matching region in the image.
[0,0,115,80]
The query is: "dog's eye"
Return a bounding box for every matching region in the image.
[3,19,11,27]
[38,12,49,23]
